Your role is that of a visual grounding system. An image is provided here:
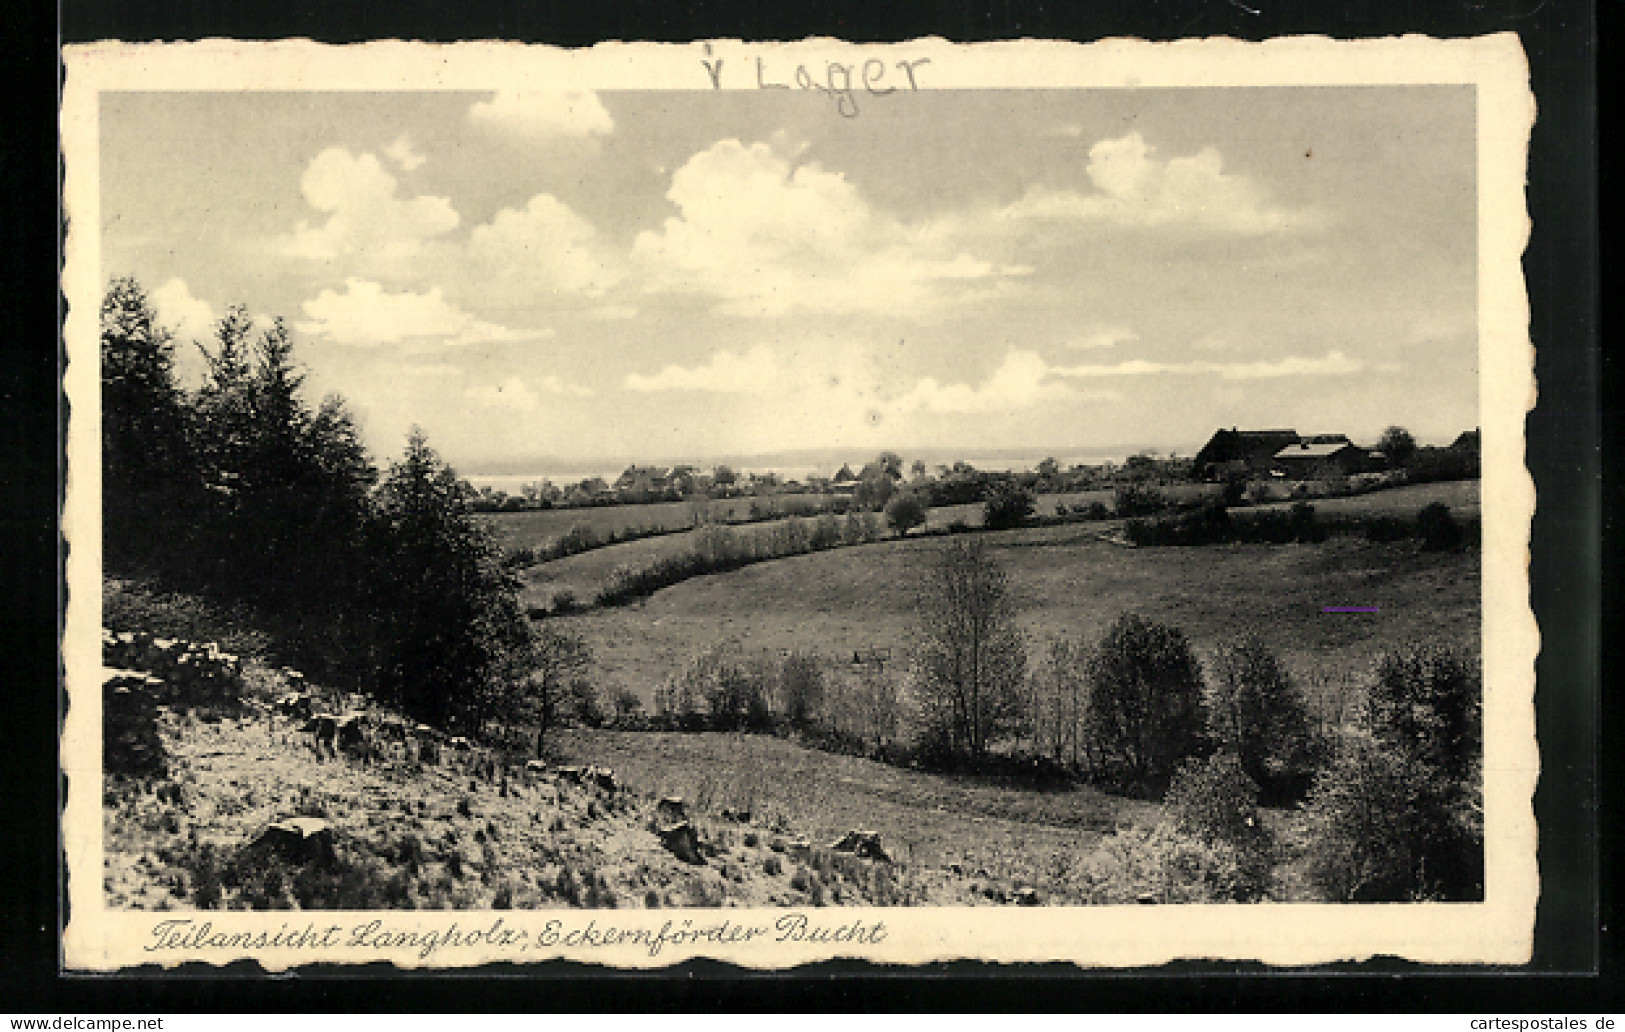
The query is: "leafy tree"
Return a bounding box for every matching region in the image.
[1028,637,1094,771]
[1084,613,1206,792]
[522,626,594,740]
[910,459,928,482]
[778,651,825,730]
[1378,426,1417,468]
[1367,643,1481,783]
[1303,644,1483,901]
[914,539,1028,762]
[368,428,531,729]
[884,491,928,535]
[982,480,1036,530]
[1036,457,1059,480]
[1417,501,1464,551]
[1303,733,1435,901]
[1164,751,1274,899]
[1205,636,1318,801]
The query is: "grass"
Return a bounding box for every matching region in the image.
[549,728,1157,889]
[551,526,1479,707]
[1250,479,1480,519]
[478,495,843,554]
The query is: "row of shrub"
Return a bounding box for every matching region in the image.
[502,520,687,571]
[593,514,888,608]
[1124,501,1475,551]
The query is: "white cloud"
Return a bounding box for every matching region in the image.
[282,148,459,264]
[626,344,1113,419]
[625,345,782,393]
[468,90,614,139]
[384,135,426,172]
[295,279,552,347]
[896,349,1116,414]
[150,277,217,343]
[1002,132,1314,234]
[632,138,1027,318]
[1067,325,1139,350]
[463,193,623,301]
[1054,349,1364,380]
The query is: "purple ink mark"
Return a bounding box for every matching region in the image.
[1322,606,1379,613]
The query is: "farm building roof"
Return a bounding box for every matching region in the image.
[1193,428,1301,466]
[1275,440,1360,460]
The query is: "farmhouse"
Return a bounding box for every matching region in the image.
[1192,428,1301,479]
[1273,436,1369,478]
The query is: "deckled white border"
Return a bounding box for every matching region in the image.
[61,35,1538,971]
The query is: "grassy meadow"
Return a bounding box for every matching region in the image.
[548,728,1164,890]
[545,520,1478,726]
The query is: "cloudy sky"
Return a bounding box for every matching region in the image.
[100,86,1478,471]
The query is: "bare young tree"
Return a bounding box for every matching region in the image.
[913,538,1028,762]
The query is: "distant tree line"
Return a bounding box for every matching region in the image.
[101,279,540,732]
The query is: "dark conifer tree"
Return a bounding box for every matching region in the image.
[100,278,196,573]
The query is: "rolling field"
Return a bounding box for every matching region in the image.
[548,728,1161,889]
[1252,479,1480,519]
[549,524,1480,721]
[481,485,1226,556]
[479,495,840,553]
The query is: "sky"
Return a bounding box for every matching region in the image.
[99,86,1479,473]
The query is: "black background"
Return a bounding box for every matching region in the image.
[2,0,1607,1012]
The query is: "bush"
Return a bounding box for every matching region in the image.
[982,481,1036,530]
[1368,643,1481,782]
[1114,483,1167,517]
[884,491,928,535]
[1074,820,1267,904]
[1163,753,1275,899]
[1288,501,1325,542]
[1205,636,1319,802]
[1302,644,1483,901]
[1302,733,1480,902]
[1417,502,1464,551]
[655,645,775,733]
[1085,614,1206,793]
[778,651,825,730]
[1166,753,1263,844]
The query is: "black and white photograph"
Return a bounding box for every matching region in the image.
[61,36,1538,969]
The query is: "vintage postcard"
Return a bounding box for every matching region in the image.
[61,35,1537,971]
